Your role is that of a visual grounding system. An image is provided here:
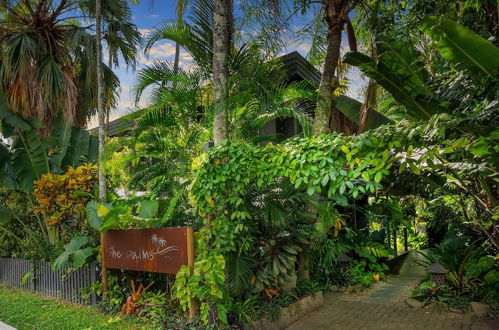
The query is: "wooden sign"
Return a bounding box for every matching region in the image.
[102,227,194,274]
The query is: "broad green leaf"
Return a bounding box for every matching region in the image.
[65,236,90,253]
[13,131,50,191]
[51,251,70,271]
[343,51,446,120]
[361,172,370,181]
[138,200,159,219]
[97,204,110,217]
[484,270,499,285]
[48,118,72,173]
[72,247,93,269]
[86,201,112,230]
[62,127,90,168]
[420,16,499,77]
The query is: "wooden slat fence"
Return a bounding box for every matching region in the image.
[0,258,99,305]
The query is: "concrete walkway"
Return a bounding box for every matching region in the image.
[287,251,495,330]
[0,321,15,330]
[363,250,426,305]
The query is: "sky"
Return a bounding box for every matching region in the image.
[88,1,367,128]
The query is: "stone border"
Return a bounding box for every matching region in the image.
[249,291,325,330]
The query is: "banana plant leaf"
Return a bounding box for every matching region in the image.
[420,16,499,78]
[11,131,50,192]
[61,127,90,168]
[343,51,447,121]
[1,102,98,192]
[48,119,73,173]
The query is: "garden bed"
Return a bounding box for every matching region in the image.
[249,291,325,330]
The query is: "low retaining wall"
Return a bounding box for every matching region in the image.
[387,250,411,275]
[0,257,99,305]
[250,291,325,329]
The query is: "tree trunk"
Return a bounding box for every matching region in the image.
[313,25,342,136]
[96,0,106,203]
[357,79,377,133]
[105,54,112,138]
[312,1,345,136]
[212,0,229,144]
[173,0,184,75]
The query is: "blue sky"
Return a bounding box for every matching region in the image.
[89,1,366,128]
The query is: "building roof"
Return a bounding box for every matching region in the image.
[90,51,321,137]
[279,51,321,86]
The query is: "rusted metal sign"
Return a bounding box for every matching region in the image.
[102,227,194,274]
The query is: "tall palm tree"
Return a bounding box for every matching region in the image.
[95,0,106,203]
[173,0,187,73]
[212,0,230,144]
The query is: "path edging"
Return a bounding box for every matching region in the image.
[249,291,324,330]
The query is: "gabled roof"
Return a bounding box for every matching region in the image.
[90,52,321,137]
[279,51,321,86]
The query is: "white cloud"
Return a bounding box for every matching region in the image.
[138,28,152,37]
[148,14,159,18]
[148,42,177,58]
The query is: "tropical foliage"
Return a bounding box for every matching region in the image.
[0,0,498,327]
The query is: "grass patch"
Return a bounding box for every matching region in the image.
[0,286,147,330]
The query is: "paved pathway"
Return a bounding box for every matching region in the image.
[0,321,15,330]
[287,251,496,330]
[363,250,426,305]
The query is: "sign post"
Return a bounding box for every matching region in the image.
[101,227,195,316]
[186,227,196,318]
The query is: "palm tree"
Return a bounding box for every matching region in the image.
[0,0,138,136]
[95,0,106,203]
[212,0,230,144]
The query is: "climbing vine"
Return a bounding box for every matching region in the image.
[175,115,499,324]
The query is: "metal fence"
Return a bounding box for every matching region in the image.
[0,258,99,305]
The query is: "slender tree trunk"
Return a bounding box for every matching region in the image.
[174,43,180,72]
[105,54,112,137]
[212,0,229,144]
[96,0,106,203]
[227,0,234,51]
[173,0,184,74]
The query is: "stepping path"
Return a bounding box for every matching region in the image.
[363,250,426,305]
[287,251,496,330]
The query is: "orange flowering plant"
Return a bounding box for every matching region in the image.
[33,164,98,230]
